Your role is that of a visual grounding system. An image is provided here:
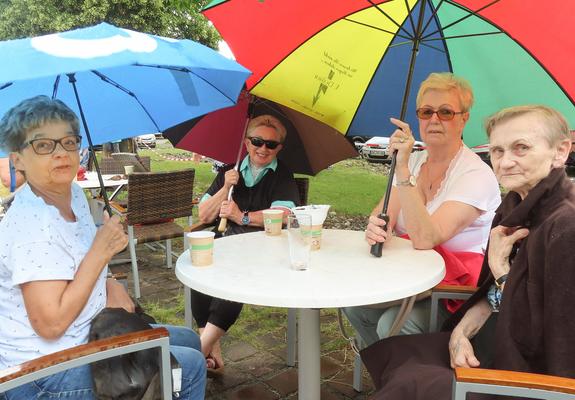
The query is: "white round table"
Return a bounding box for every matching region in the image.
[176,229,445,399]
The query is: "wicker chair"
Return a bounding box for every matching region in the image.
[111,153,151,172]
[0,327,173,398]
[99,155,151,175]
[112,169,195,298]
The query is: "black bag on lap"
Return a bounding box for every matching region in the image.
[89,307,178,400]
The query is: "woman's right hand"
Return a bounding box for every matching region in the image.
[388,117,415,167]
[223,169,239,190]
[449,330,481,369]
[92,212,128,263]
[365,214,389,245]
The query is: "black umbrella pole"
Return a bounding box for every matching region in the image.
[370,152,396,257]
[68,73,113,217]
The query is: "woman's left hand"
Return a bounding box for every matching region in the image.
[106,278,135,312]
[219,199,241,223]
[488,225,529,279]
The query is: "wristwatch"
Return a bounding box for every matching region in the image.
[396,174,417,187]
[241,210,250,226]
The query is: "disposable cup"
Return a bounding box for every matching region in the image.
[186,231,215,266]
[124,165,134,175]
[291,205,330,250]
[263,209,284,236]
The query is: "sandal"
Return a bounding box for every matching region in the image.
[206,354,224,378]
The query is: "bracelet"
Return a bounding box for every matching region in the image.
[495,273,508,289]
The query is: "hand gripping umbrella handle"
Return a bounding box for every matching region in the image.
[217,185,235,232]
[370,213,389,257]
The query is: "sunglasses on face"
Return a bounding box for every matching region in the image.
[247,136,281,150]
[416,108,465,121]
[21,134,82,155]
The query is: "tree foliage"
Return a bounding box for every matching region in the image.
[0,0,220,48]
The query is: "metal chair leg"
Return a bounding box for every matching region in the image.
[353,334,363,392]
[166,239,172,268]
[127,226,141,298]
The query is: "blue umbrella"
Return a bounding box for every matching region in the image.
[0,22,251,212]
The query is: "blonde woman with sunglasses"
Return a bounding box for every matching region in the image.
[194,114,300,373]
[344,73,501,346]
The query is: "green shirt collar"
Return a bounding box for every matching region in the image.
[239,155,278,187]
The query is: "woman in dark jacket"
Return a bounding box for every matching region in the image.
[361,105,575,399]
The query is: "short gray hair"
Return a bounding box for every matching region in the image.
[485,105,570,147]
[0,95,80,153]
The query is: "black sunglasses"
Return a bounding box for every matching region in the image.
[416,108,465,121]
[247,136,281,150]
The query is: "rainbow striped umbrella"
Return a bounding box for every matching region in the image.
[203,0,575,147]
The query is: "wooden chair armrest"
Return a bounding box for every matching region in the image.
[455,367,575,395]
[433,284,477,294]
[0,327,169,384]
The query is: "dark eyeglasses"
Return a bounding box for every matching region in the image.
[247,136,281,150]
[416,108,465,121]
[22,134,82,155]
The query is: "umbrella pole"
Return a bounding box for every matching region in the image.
[371,0,427,257]
[67,73,113,217]
[217,118,249,232]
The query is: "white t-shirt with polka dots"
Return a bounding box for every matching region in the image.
[0,183,106,368]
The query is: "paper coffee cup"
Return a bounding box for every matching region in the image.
[309,224,323,250]
[124,165,134,175]
[263,209,284,236]
[187,231,215,266]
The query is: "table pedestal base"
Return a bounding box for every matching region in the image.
[298,308,320,400]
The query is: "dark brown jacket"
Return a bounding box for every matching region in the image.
[445,168,575,378]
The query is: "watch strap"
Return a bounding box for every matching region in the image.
[396,175,416,187]
[495,273,508,289]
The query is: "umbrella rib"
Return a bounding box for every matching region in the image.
[419,0,447,39]
[90,70,162,133]
[421,0,502,40]
[366,0,415,40]
[418,41,447,54]
[403,0,417,35]
[344,18,413,40]
[52,75,61,99]
[423,31,503,42]
[135,63,238,105]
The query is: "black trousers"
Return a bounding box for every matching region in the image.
[190,289,243,331]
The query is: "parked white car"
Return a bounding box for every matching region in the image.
[136,133,157,148]
[361,137,424,163]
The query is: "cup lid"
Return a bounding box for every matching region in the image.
[291,205,331,224]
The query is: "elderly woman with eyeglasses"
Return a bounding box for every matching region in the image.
[344,73,502,347]
[0,96,206,400]
[193,114,300,372]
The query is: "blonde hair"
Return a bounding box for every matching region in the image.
[416,72,474,112]
[246,114,287,142]
[485,105,570,146]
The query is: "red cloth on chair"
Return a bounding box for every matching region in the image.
[399,234,483,313]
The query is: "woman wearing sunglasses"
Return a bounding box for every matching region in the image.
[344,73,501,347]
[194,114,300,373]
